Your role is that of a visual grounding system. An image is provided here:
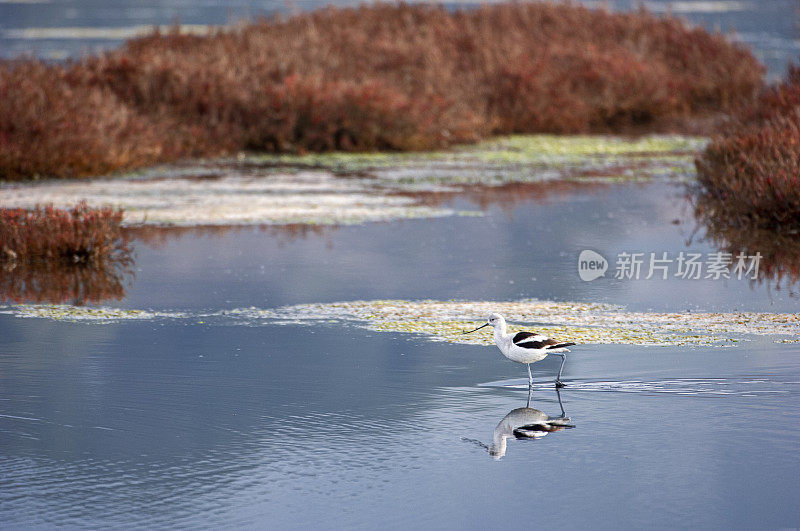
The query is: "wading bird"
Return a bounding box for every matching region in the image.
[463,313,575,387]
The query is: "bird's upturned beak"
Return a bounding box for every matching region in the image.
[462,322,490,334]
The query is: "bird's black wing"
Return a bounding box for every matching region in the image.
[513,332,559,350]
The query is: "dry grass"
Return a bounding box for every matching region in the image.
[695,64,800,230]
[0,61,167,179]
[0,202,134,303]
[1,2,764,180]
[694,63,800,288]
[0,202,131,265]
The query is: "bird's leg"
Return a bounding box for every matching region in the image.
[527,364,533,388]
[526,385,532,408]
[555,386,566,418]
[554,353,566,388]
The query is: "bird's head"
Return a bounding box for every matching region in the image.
[463,312,506,334]
[487,313,505,327]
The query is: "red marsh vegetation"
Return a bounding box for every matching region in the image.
[0,202,131,265]
[0,202,134,303]
[0,2,764,180]
[696,63,800,232]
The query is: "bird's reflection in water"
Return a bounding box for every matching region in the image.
[465,387,574,459]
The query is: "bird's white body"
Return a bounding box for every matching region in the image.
[492,320,558,364]
[465,313,574,387]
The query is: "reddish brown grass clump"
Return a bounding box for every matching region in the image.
[0,61,167,179]
[695,64,800,231]
[694,63,800,288]
[0,202,130,265]
[0,203,133,303]
[1,2,765,180]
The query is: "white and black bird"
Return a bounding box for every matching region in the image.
[463,312,575,387]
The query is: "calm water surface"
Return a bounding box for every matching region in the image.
[1,181,799,528]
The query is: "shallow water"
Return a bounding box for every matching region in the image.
[1,325,798,528]
[116,181,799,313]
[1,180,799,528]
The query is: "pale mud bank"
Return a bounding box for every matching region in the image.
[1,24,213,40]
[4,298,797,347]
[0,171,460,226]
[0,135,703,227]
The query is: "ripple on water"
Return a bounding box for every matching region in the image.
[479,377,800,397]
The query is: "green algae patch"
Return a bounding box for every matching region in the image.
[253,135,705,168]
[236,299,799,347]
[0,304,186,322]
[367,320,721,347]
[6,298,795,347]
[243,134,706,186]
[457,135,704,161]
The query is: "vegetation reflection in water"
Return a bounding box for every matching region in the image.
[692,192,800,293]
[0,262,133,305]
